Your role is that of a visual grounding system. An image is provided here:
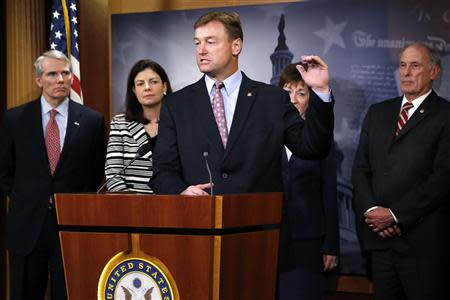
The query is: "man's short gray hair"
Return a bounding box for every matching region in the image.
[34,50,72,77]
[400,42,441,69]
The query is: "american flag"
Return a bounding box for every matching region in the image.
[49,0,83,103]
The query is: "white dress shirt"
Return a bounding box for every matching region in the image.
[41,96,69,151]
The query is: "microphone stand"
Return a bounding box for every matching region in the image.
[97,143,153,193]
[203,151,214,196]
[96,157,137,193]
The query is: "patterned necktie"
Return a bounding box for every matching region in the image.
[45,109,61,174]
[396,102,414,136]
[212,82,228,147]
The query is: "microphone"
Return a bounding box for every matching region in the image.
[202,150,214,196]
[135,143,153,158]
[96,143,153,193]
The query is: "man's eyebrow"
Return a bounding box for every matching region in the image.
[194,35,216,40]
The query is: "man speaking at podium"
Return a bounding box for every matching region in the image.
[0,50,106,299]
[151,11,334,195]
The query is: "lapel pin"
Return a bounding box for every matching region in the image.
[419,109,424,113]
[74,122,80,126]
[247,92,252,97]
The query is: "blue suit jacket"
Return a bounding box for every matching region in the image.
[0,98,106,255]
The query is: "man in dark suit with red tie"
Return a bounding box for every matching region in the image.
[0,50,106,299]
[151,11,334,195]
[352,43,450,300]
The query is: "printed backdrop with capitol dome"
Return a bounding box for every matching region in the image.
[111,0,450,275]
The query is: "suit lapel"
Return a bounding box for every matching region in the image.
[56,100,81,174]
[224,74,256,158]
[282,147,288,164]
[25,99,51,173]
[190,77,225,154]
[281,147,289,180]
[385,98,403,146]
[394,92,435,142]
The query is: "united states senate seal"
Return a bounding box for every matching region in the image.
[98,234,179,300]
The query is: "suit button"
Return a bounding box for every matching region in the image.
[221,173,228,179]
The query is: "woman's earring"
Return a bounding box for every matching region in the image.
[163,91,167,95]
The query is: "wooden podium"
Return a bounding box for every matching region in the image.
[54,193,282,299]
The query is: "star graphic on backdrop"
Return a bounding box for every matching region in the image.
[70,2,77,11]
[52,10,60,19]
[72,16,77,24]
[55,31,63,39]
[314,16,347,54]
[50,42,57,50]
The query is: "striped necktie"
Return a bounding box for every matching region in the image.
[396,102,414,136]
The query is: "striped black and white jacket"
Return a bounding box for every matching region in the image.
[105,114,155,193]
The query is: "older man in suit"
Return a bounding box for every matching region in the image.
[0,50,106,299]
[352,43,450,300]
[151,11,334,195]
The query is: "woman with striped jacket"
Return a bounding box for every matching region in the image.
[105,59,172,193]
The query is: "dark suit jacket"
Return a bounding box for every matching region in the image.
[151,73,334,194]
[352,91,450,257]
[0,98,106,255]
[281,144,339,251]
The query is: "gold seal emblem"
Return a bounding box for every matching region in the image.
[98,234,179,300]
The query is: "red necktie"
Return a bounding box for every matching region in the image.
[212,82,228,147]
[45,109,61,174]
[396,102,414,136]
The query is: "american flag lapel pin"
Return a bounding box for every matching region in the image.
[247,92,252,97]
[419,109,424,113]
[74,121,80,126]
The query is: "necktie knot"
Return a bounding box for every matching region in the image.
[50,109,58,119]
[215,82,224,91]
[402,102,414,111]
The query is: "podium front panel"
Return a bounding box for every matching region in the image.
[55,193,282,299]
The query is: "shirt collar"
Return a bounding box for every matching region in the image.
[41,96,69,117]
[205,70,242,97]
[401,89,432,108]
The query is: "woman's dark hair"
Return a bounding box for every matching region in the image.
[125,59,172,124]
[278,62,304,88]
